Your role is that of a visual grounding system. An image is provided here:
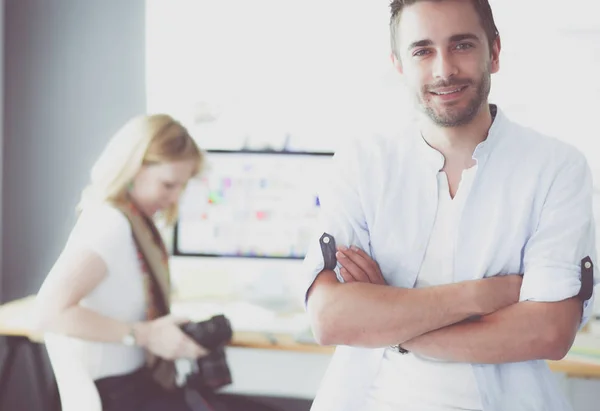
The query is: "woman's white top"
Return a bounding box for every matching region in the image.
[49,203,148,380]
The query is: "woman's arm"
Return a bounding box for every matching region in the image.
[35,247,133,343]
[35,246,206,360]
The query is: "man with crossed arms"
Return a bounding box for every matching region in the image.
[302,1,598,410]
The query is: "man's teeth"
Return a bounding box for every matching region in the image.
[434,88,463,95]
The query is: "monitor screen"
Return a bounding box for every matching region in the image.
[174,150,334,259]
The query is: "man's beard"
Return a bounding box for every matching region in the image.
[417,69,491,128]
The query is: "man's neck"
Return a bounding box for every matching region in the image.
[420,104,494,167]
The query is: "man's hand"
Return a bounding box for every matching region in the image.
[336,246,386,285]
[336,244,521,314]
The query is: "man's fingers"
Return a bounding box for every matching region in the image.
[350,247,380,271]
[339,246,383,284]
[340,267,356,283]
[338,247,369,269]
[337,251,369,282]
[352,246,372,261]
[351,247,380,274]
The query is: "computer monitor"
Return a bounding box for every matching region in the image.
[173,149,334,259]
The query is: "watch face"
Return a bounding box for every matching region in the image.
[123,334,136,346]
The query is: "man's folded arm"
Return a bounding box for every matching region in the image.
[401,297,582,363]
[304,139,520,349]
[306,270,521,348]
[403,149,598,363]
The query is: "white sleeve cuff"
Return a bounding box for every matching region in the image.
[519,266,594,329]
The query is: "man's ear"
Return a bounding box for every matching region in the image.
[490,36,501,74]
[391,52,404,75]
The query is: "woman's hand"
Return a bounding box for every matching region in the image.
[134,315,209,360]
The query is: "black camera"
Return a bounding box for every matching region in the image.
[180,314,233,350]
[180,315,234,392]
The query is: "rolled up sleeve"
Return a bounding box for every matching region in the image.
[301,142,372,305]
[520,149,598,328]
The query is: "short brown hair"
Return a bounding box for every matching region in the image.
[389,0,499,58]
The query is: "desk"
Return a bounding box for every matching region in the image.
[227,327,600,402]
[230,330,600,374]
[2,296,600,400]
[232,331,332,354]
[170,299,600,380]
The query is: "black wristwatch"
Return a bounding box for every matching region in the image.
[391,344,409,354]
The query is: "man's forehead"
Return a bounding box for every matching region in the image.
[396,0,484,47]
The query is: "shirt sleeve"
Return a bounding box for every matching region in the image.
[519,148,598,329]
[301,141,373,305]
[66,204,133,270]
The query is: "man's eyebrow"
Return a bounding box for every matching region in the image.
[407,33,480,51]
[449,33,481,43]
[408,39,433,50]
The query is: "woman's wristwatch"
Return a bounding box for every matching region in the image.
[122,326,137,347]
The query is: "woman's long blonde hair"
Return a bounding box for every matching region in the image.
[77,114,204,224]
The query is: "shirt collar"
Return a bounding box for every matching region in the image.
[414,104,507,171]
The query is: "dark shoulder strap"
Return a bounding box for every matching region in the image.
[112,201,171,315]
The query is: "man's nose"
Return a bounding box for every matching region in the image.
[432,50,458,80]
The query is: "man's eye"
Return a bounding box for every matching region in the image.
[455,43,474,50]
[163,183,175,189]
[413,49,431,57]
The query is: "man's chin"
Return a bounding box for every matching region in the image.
[423,102,482,127]
[424,111,467,128]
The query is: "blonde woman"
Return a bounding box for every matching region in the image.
[35,114,210,411]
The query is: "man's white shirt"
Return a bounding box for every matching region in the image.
[302,106,598,411]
